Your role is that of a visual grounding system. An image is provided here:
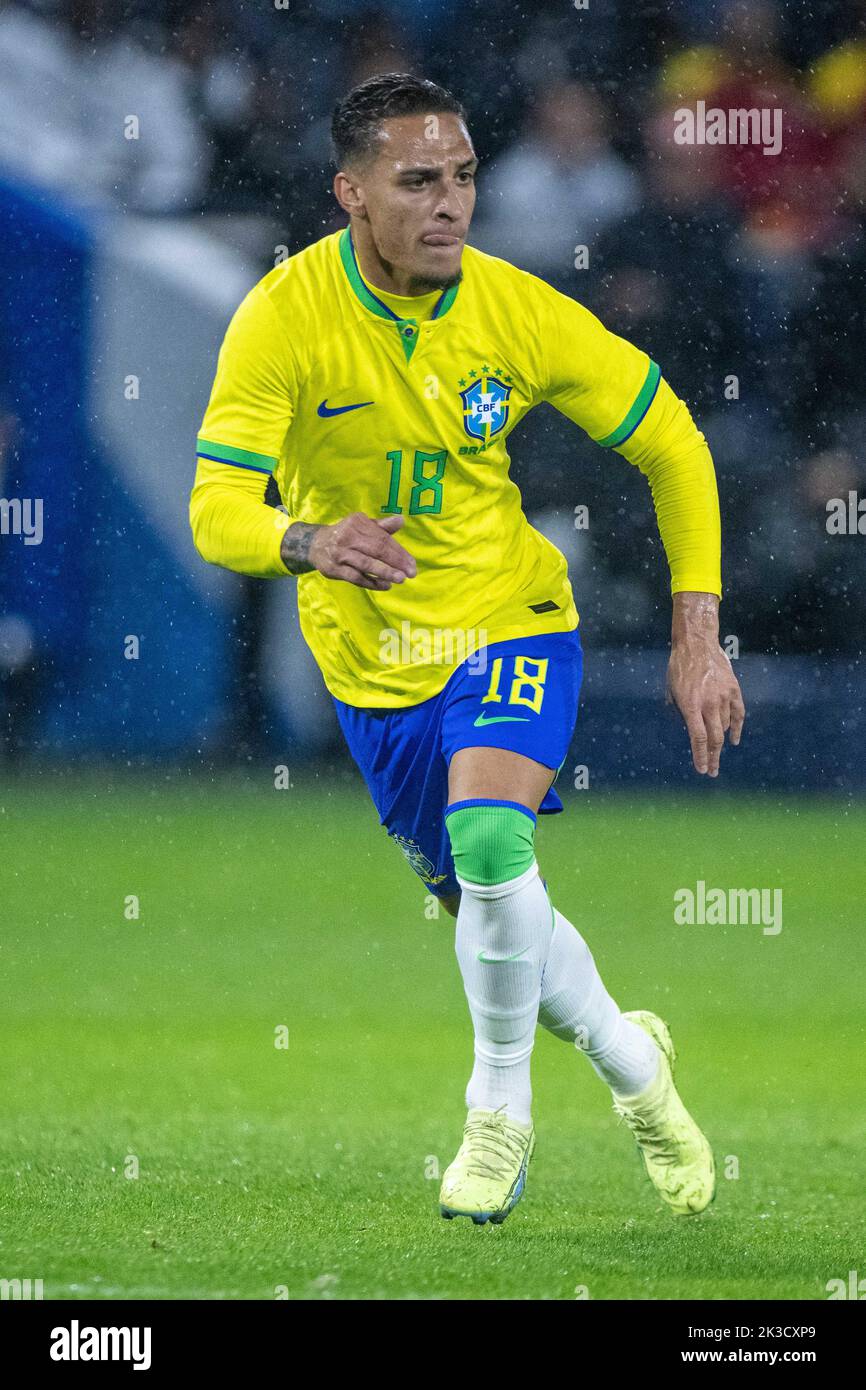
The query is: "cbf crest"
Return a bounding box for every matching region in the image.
[391,833,448,886]
[458,365,514,444]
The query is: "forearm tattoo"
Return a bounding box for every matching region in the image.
[280,522,320,574]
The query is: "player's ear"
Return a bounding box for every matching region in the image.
[333,170,366,220]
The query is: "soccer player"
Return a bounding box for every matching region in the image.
[190,73,745,1225]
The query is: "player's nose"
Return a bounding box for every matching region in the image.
[434,183,466,221]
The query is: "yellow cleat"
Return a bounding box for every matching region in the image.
[439,1108,535,1225]
[612,1010,715,1216]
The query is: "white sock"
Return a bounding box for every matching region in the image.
[539,907,659,1097]
[454,861,554,1126]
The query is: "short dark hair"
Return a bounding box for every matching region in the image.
[331,72,467,168]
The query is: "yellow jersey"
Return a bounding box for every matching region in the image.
[192,227,720,706]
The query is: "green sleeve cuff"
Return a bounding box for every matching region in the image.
[196,437,278,474]
[596,360,661,449]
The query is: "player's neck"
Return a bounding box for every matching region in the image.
[350,223,452,298]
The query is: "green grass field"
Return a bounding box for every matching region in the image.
[1,774,863,1300]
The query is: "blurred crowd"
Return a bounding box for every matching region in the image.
[2,0,866,653]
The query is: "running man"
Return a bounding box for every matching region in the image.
[190,73,745,1224]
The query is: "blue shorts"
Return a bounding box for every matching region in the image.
[332,629,583,899]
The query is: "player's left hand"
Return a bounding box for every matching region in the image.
[665,592,745,777]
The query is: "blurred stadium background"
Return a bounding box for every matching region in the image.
[1,0,864,786]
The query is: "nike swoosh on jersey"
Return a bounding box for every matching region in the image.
[473,711,532,727]
[317,398,374,417]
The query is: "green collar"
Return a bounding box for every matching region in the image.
[338,226,459,362]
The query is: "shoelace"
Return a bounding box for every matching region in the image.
[613,1097,692,1169]
[461,1115,527,1181]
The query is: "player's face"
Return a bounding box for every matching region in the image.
[350,113,477,290]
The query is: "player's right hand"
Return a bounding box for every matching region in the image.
[309,512,417,590]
